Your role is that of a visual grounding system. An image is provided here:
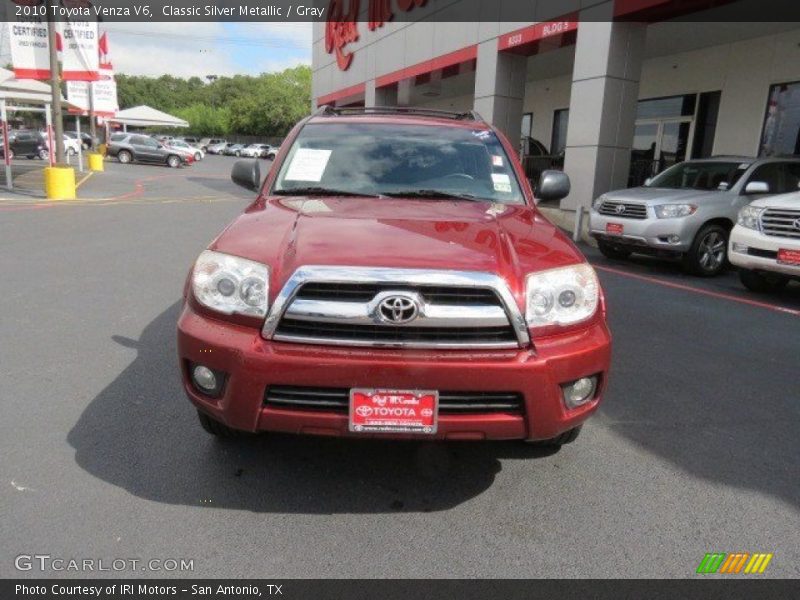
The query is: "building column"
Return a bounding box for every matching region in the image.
[473,40,527,146]
[560,4,646,211]
[397,79,413,106]
[365,80,396,107]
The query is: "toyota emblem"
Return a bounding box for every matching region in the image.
[378,295,419,324]
[794,217,800,231]
[615,205,626,215]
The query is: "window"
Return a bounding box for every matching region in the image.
[636,95,696,120]
[521,113,532,139]
[761,82,800,157]
[551,109,569,155]
[273,122,525,205]
[746,161,800,194]
[647,161,748,191]
[692,91,721,159]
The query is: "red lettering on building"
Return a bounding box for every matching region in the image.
[368,0,393,30]
[325,0,361,71]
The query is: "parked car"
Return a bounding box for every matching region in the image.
[729,192,800,292]
[167,139,204,161]
[106,133,189,168]
[64,131,95,150]
[199,138,226,152]
[177,106,610,446]
[223,143,245,157]
[589,157,800,276]
[206,142,230,155]
[61,134,82,156]
[240,144,271,158]
[264,145,279,160]
[180,137,200,146]
[0,130,48,160]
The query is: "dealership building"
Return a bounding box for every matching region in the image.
[312,0,800,225]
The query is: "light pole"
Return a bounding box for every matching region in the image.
[46,0,65,164]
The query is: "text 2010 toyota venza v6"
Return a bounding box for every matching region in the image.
[177,107,612,447]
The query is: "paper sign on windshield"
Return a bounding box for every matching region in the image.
[285,148,332,182]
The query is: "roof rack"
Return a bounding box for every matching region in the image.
[314,105,485,123]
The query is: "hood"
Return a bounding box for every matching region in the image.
[749,191,800,210]
[603,186,720,206]
[212,196,584,296]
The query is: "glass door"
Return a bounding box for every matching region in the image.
[629,117,695,186]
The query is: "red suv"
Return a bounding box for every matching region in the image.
[177,106,611,447]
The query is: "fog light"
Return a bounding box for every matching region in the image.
[562,376,598,409]
[732,242,748,254]
[193,365,217,391]
[668,235,681,245]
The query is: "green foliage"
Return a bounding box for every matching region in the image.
[115,66,311,137]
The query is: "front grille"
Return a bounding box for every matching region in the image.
[598,200,648,220]
[761,208,800,239]
[265,386,524,415]
[275,319,517,345]
[295,283,503,307]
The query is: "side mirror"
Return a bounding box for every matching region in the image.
[231,159,261,192]
[644,177,653,186]
[536,170,571,203]
[744,181,770,194]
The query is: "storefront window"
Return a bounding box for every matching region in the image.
[551,109,569,155]
[760,82,800,156]
[636,95,696,120]
[521,113,532,139]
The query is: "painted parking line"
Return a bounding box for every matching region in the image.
[75,171,94,189]
[592,263,800,317]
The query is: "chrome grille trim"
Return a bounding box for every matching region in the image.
[597,200,648,220]
[760,208,800,239]
[262,266,529,349]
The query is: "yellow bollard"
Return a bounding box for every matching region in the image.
[88,152,104,172]
[44,166,77,201]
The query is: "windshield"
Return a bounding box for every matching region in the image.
[646,161,748,191]
[272,122,525,204]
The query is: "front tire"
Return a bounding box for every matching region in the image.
[38,149,49,160]
[117,150,132,164]
[167,155,181,168]
[684,224,728,277]
[194,152,202,161]
[739,269,789,293]
[67,147,76,157]
[197,411,241,438]
[597,239,632,260]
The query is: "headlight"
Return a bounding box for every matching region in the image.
[525,264,599,329]
[192,250,270,318]
[654,204,697,219]
[737,205,764,230]
[592,195,607,210]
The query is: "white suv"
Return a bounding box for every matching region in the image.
[729,192,800,292]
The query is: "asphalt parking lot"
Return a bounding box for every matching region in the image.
[1,155,798,579]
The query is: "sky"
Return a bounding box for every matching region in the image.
[102,22,312,78]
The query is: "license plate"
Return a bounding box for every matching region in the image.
[606,223,624,236]
[777,248,800,266]
[349,389,438,434]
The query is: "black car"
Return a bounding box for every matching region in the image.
[106,133,187,168]
[0,130,49,160]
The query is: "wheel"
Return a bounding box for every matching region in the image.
[117,150,132,164]
[197,411,241,438]
[739,269,789,293]
[527,426,582,448]
[267,153,276,160]
[26,155,34,160]
[597,239,632,260]
[684,224,728,276]
[194,152,202,161]
[67,147,76,156]
[167,155,181,168]
[38,149,49,160]
[6,149,13,160]
[235,151,241,157]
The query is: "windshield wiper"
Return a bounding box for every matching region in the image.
[274,187,381,198]
[383,189,486,202]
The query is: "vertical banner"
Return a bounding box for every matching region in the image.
[60,16,99,81]
[6,9,51,80]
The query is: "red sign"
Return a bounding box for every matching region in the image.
[777,248,800,266]
[606,223,624,236]
[350,389,438,434]
[499,17,578,52]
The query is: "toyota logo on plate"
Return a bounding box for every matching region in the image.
[378,295,419,324]
[615,205,626,215]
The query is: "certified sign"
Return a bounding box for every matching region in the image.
[349,389,438,434]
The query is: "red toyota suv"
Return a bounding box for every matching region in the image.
[177,106,611,447]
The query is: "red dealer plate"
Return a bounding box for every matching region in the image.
[349,389,438,434]
[606,223,624,236]
[777,248,800,265]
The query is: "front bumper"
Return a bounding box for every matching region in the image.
[177,304,612,442]
[589,210,696,253]
[729,225,800,277]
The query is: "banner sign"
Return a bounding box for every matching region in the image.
[6,16,51,80]
[60,16,100,81]
[66,65,118,117]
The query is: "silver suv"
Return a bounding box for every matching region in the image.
[589,157,800,275]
